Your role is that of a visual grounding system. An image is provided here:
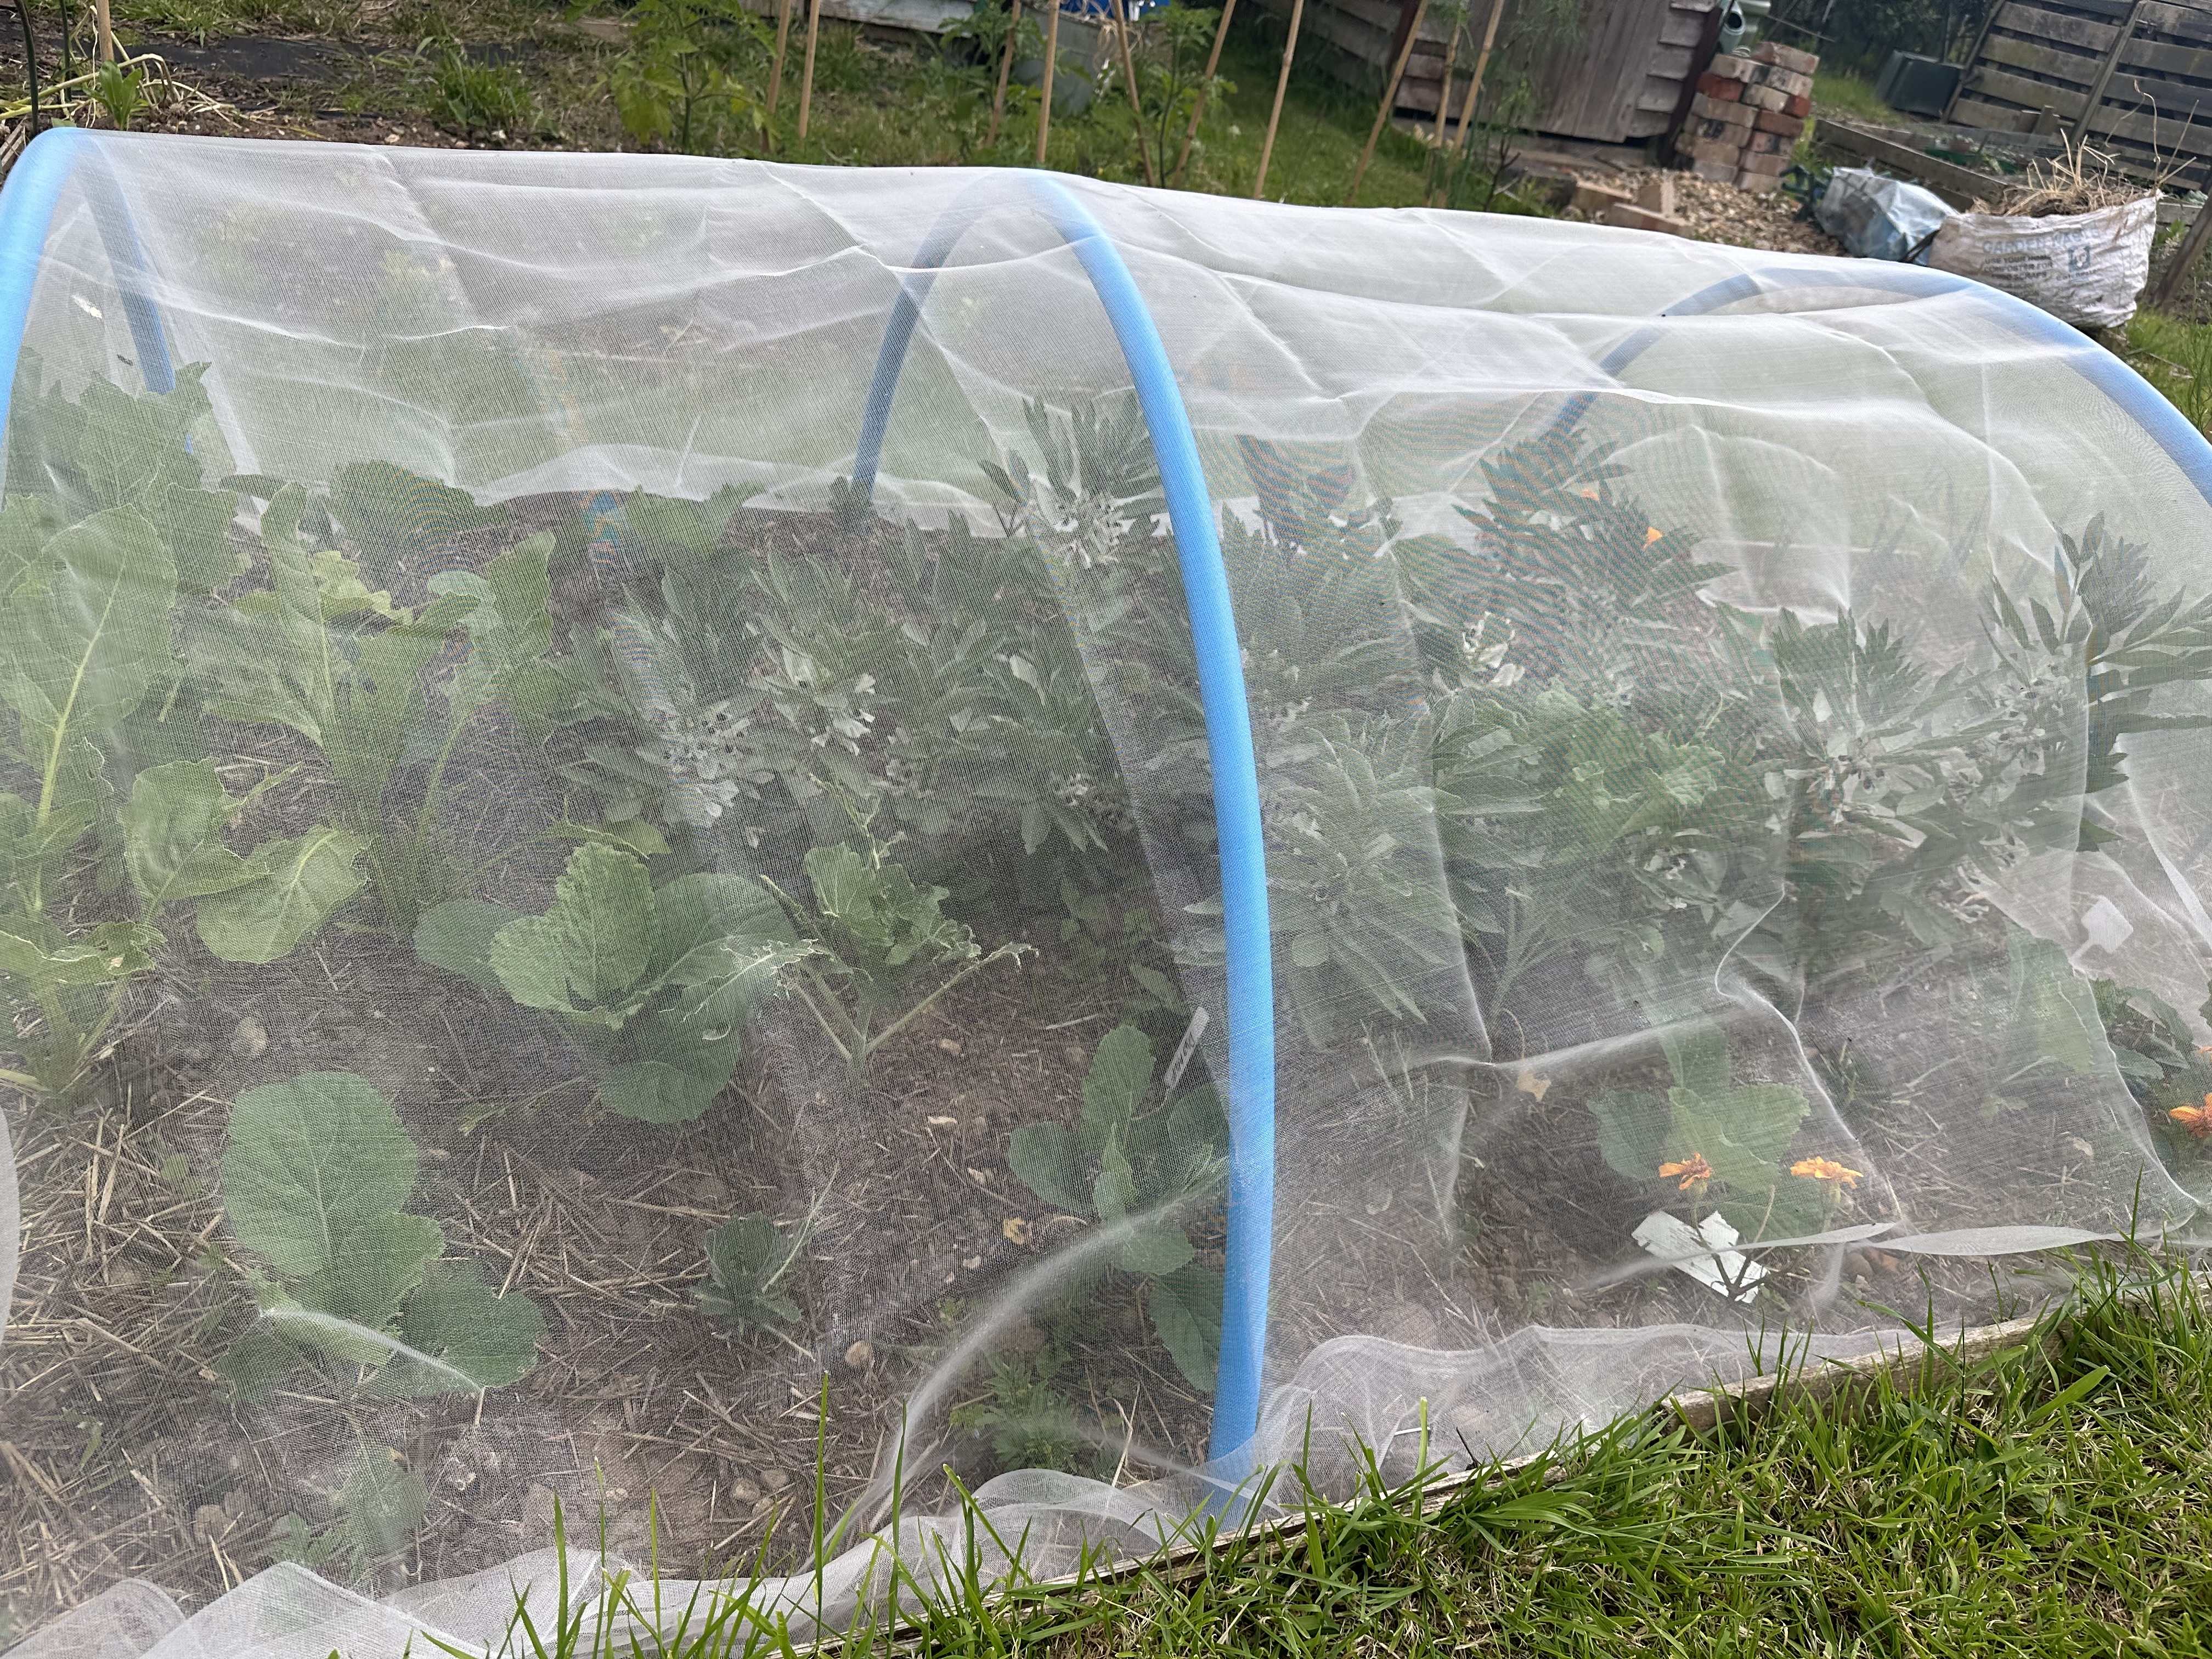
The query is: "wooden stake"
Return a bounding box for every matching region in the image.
[768,0,795,120]
[988,0,1024,147]
[1251,0,1304,200]
[1170,0,1235,188]
[796,0,824,142]
[1036,0,1061,166]
[1110,0,1159,187]
[93,0,112,64]
[1347,0,1429,205]
[1447,0,1509,159]
[2154,192,2212,311]
[1429,14,1459,148]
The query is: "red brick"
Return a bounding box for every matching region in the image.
[1784,92,1813,117]
[1739,147,1791,174]
[1752,105,1803,134]
[1705,53,1755,80]
[1742,83,1788,111]
[1686,133,1746,165]
[1692,94,1755,126]
[1748,128,1791,155]
[1697,72,1744,100]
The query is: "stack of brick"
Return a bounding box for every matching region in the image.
[1680,41,1818,196]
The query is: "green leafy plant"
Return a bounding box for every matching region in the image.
[608,0,770,154]
[950,1334,1091,1474]
[218,1070,545,1400]
[415,839,808,1121]
[420,41,539,136]
[0,513,361,1098]
[695,1211,808,1333]
[1006,1023,1226,1390]
[267,1443,431,1584]
[194,486,571,934]
[88,59,151,130]
[1587,1018,1830,1245]
[769,820,1030,1088]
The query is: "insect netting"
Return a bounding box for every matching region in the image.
[4,131,2212,1657]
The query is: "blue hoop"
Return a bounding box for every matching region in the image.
[855,172,1277,1468]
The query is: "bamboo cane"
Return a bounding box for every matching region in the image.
[1110,0,1159,186]
[988,0,1024,146]
[1429,16,1458,151]
[1446,0,1509,159]
[1170,0,1235,188]
[93,0,111,63]
[1036,0,1061,166]
[1346,0,1429,205]
[1251,0,1303,200]
[796,0,824,141]
[768,0,795,120]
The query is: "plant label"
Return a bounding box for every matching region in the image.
[1163,1005,1209,1091]
[1633,1210,1767,1304]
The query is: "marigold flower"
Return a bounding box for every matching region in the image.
[1657,1153,1713,1193]
[1644,526,1664,545]
[1790,1156,1863,1189]
[2171,1096,2212,1138]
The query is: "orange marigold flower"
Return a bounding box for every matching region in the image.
[2171,1096,2212,1138]
[1790,1156,1863,1188]
[1644,526,1664,545]
[1657,1153,1713,1192]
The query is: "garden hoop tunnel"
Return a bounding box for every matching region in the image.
[11,128,2212,1482]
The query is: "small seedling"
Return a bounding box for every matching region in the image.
[696,1211,809,1335]
[768,817,1030,1088]
[1007,1023,1226,1390]
[416,839,810,1121]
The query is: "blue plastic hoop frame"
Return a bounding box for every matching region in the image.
[854,173,1277,1469]
[1559,261,2212,509]
[0,128,175,447]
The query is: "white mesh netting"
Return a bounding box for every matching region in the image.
[4,131,2212,1655]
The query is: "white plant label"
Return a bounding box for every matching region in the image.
[1162,1005,1209,1091]
[1634,1210,1767,1304]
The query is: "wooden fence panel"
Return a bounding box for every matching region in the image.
[1954,0,2212,181]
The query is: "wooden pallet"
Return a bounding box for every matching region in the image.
[1951,0,2212,184]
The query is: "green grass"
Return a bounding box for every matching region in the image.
[1811,70,1900,125]
[2125,310,2212,433]
[412,1254,2212,1658]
